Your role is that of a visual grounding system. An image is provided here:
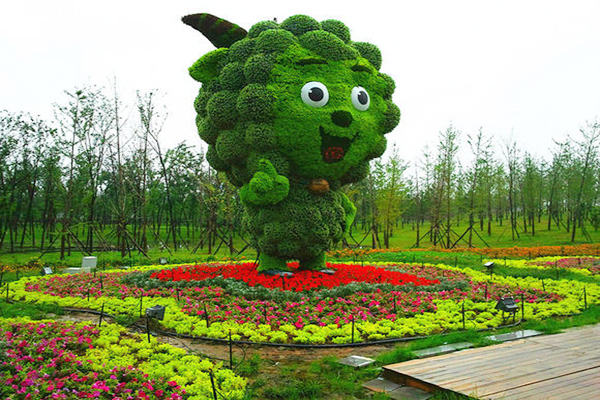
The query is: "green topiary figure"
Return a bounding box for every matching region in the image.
[183,14,400,273]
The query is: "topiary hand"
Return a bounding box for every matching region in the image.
[240,159,289,206]
[340,192,357,233]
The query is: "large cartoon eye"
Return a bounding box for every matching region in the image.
[301,82,329,108]
[351,86,370,111]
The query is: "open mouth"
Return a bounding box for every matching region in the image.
[320,126,354,163]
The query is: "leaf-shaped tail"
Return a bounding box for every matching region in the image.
[182,13,247,48]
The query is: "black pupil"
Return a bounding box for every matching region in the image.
[357,90,368,105]
[309,87,324,102]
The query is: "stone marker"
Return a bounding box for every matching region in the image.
[413,342,474,358]
[486,329,543,342]
[82,256,97,273]
[338,355,375,368]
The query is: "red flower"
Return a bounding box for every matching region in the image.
[150,263,440,292]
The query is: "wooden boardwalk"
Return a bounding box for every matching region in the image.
[383,324,600,399]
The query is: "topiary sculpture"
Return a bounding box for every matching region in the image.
[183,13,400,273]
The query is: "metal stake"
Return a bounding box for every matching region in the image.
[462,300,466,330]
[521,293,526,321]
[203,302,210,327]
[209,370,218,400]
[584,286,587,310]
[229,330,233,369]
[146,315,151,343]
[99,303,105,327]
[351,315,355,343]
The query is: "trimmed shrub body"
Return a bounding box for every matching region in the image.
[187,14,399,271]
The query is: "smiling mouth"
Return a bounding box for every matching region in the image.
[320,127,355,163]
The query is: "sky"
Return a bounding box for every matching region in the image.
[1,0,599,164]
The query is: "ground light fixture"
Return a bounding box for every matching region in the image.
[263,270,293,289]
[484,261,495,279]
[159,257,169,265]
[145,305,167,342]
[495,296,518,323]
[42,267,53,275]
[146,305,166,320]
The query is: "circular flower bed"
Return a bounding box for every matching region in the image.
[10,260,582,345]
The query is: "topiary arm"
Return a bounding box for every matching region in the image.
[340,192,357,233]
[239,159,289,206]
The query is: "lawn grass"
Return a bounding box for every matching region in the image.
[0,298,63,320]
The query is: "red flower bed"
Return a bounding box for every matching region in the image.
[151,263,440,292]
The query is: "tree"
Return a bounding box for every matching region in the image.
[430,125,460,248]
[372,146,409,248]
[569,121,600,242]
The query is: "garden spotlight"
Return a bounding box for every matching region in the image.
[495,296,518,324]
[145,305,166,343]
[484,262,495,279]
[146,305,166,321]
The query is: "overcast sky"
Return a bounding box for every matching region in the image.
[1,0,599,164]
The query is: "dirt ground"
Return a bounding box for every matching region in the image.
[54,309,399,365]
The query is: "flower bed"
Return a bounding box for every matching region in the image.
[0,318,246,399]
[328,244,600,259]
[151,263,440,291]
[526,257,600,275]
[9,258,595,345]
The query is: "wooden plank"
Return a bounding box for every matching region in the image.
[490,369,600,399]
[387,341,542,375]
[383,325,600,399]
[388,331,598,382]
[516,379,600,399]
[458,358,600,395]
[398,344,587,383]
[421,344,577,374]
[385,340,525,369]
[497,367,600,399]
[549,379,600,399]
[431,347,598,385]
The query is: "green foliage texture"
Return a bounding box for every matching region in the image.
[189,14,400,270]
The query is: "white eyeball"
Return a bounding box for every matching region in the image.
[301,82,329,108]
[351,86,370,111]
